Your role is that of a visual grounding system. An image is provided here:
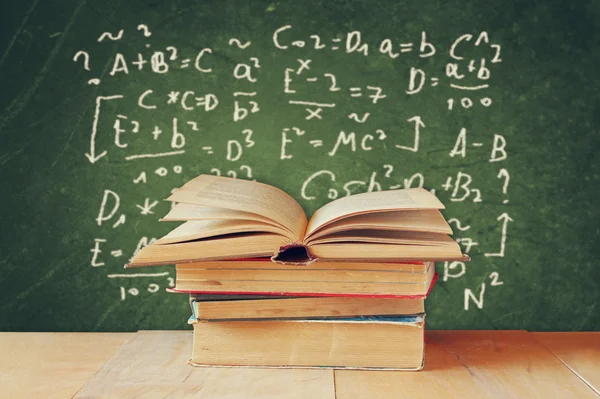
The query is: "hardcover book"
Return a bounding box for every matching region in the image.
[127,174,468,267]
[189,315,426,370]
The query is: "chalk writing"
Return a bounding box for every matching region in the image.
[75,25,511,310]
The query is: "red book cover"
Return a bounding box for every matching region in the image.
[168,272,438,299]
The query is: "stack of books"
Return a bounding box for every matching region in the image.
[128,174,467,370]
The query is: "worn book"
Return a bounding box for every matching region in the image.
[189,315,425,370]
[187,275,437,320]
[127,174,468,267]
[171,259,437,296]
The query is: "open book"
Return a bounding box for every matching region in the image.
[127,174,468,267]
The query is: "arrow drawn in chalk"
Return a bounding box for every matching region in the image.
[484,213,513,257]
[86,95,124,164]
[396,116,424,152]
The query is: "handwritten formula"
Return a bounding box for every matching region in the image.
[77,25,511,313]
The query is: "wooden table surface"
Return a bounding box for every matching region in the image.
[0,331,597,398]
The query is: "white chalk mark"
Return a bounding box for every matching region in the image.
[98,29,124,42]
[107,272,170,278]
[86,95,123,164]
[309,140,323,147]
[228,38,252,49]
[240,165,253,179]
[448,218,471,231]
[296,58,311,74]
[87,78,100,85]
[112,214,126,228]
[306,77,318,82]
[166,46,178,61]
[475,31,489,46]
[324,73,340,91]
[491,44,502,63]
[489,271,504,286]
[233,92,257,96]
[137,24,151,37]
[289,100,335,107]
[484,213,513,257]
[450,83,490,91]
[138,89,156,109]
[250,57,260,68]
[305,108,323,120]
[125,150,185,160]
[136,198,159,215]
[73,51,90,70]
[133,172,147,184]
[383,165,393,178]
[348,112,370,123]
[498,168,510,204]
[396,116,424,152]
[90,238,106,267]
[110,250,123,257]
[186,121,199,131]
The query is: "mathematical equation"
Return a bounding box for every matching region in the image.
[78,24,511,311]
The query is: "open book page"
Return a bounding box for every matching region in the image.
[127,233,290,267]
[167,175,307,240]
[305,188,445,238]
[308,230,457,245]
[309,242,465,262]
[162,203,279,226]
[155,219,297,245]
[305,210,452,243]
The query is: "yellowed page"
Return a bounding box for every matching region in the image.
[155,219,296,245]
[167,175,307,239]
[306,210,451,243]
[126,233,289,266]
[162,203,279,226]
[306,188,444,238]
[309,230,456,245]
[309,242,464,261]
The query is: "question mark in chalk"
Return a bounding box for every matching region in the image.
[73,51,90,70]
[383,165,394,178]
[497,168,510,204]
[137,24,151,37]
[240,165,253,179]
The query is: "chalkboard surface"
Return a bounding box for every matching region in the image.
[1,0,598,332]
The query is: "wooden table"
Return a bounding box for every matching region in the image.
[0,331,597,398]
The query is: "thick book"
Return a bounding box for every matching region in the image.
[189,315,425,370]
[187,276,437,320]
[127,174,468,267]
[172,260,437,296]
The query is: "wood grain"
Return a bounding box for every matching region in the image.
[0,332,132,399]
[533,332,600,395]
[335,330,599,399]
[75,330,335,399]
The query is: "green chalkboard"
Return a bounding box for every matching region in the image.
[1,0,599,332]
